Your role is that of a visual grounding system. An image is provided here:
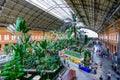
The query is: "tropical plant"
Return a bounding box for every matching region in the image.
[87,40,94,48]
[84,35,89,45]
[0,17,31,80]
[61,11,78,39]
[83,49,91,67]
[66,27,73,38]
[1,18,64,80]
[50,30,65,39]
[0,56,24,80]
[75,27,84,45]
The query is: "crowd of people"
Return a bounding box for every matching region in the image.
[92,40,120,80]
[58,40,120,80]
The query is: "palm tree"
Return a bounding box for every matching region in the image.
[61,11,78,39]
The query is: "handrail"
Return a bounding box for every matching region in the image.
[52,67,67,80]
[23,66,60,73]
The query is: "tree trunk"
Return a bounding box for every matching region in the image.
[73,26,76,39]
[117,32,120,65]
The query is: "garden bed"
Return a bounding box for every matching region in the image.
[25,66,64,80]
[23,66,60,73]
[64,50,84,58]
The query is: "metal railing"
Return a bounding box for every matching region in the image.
[52,67,67,80]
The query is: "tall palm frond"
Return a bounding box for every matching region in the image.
[70,11,77,22]
[60,22,72,32]
[60,11,79,39]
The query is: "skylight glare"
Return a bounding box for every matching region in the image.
[80,28,98,38]
[26,0,72,20]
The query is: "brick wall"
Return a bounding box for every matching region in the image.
[98,19,120,54]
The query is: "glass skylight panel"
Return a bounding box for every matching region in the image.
[26,0,72,20]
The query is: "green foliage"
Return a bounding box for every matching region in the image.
[16,17,31,33]
[84,49,91,57]
[1,17,31,80]
[4,43,13,55]
[40,40,47,50]
[29,39,62,76]
[64,50,84,58]
[0,56,24,80]
[66,27,73,38]
[49,30,65,39]
[83,49,91,66]
[37,55,59,71]
[24,53,38,69]
[54,39,66,50]
[2,17,85,79]
[87,41,94,48]
[84,35,89,45]
[61,12,78,39]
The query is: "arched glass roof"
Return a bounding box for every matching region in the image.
[0,0,120,33]
[26,0,72,20]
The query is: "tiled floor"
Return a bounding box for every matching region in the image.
[69,54,117,80]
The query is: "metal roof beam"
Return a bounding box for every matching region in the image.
[97,1,112,32]
[81,0,90,27]
[97,4,120,33]
[45,19,59,30]
[70,0,87,26]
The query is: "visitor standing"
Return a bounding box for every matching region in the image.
[93,45,97,63]
[99,75,103,80]
[114,63,118,72]
[94,67,97,74]
[100,61,102,68]
[114,52,118,63]
[67,60,70,68]
[116,74,120,80]
[63,58,66,64]
[57,76,61,80]
[96,63,98,69]
[107,72,111,80]
[57,73,62,80]
[93,77,98,80]
[106,47,110,58]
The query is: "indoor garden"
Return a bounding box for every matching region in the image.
[0,16,94,80]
